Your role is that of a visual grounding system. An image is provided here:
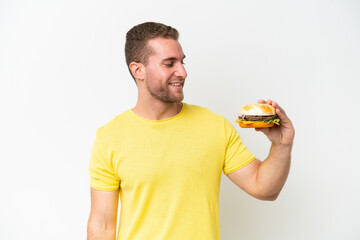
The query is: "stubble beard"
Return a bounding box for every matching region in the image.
[146,79,185,104]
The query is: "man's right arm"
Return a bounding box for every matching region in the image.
[87,188,119,240]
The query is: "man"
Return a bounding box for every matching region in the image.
[87,22,295,240]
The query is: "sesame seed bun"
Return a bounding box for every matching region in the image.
[240,103,276,116]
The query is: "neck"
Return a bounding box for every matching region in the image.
[132,97,183,121]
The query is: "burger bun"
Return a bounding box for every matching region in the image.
[239,121,275,128]
[240,103,276,116]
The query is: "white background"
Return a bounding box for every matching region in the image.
[1,0,359,239]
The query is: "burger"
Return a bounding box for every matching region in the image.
[235,103,280,128]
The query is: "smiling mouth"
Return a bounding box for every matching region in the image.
[169,83,183,86]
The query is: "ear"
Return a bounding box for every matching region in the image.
[129,62,145,81]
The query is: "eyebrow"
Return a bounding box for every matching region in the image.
[161,55,186,63]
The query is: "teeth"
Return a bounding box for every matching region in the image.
[170,83,181,86]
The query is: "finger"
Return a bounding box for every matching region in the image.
[271,101,286,115]
[272,102,290,121]
[258,99,266,104]
[272,102,291,124]
[267,99,284,116]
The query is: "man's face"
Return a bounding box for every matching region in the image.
[143,38,187,103]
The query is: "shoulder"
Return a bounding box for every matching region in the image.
[185,103,225,120]
[183,103,234,132]
[186,102,238,128]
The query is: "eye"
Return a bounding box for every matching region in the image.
[164,62,174,67]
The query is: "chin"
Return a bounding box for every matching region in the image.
[163,98,183,104]
[163,92,184,103]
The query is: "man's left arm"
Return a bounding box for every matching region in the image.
[227,99,295,201]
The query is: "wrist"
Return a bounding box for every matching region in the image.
[271,134,294,146]
[271,141,293,153]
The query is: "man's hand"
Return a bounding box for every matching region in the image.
[255,99,295,145]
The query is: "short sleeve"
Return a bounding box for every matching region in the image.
[89,130,120,191]
[223,118,256,175]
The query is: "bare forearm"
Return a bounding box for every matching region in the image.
[87,217,117,240]
[256,143,292,200]
[88,188,119,240]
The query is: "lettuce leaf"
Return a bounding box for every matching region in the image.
[235,117,280,125]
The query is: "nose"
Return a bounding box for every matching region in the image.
[174,63,187,79]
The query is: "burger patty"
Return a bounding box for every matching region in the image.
[244,115,277,121]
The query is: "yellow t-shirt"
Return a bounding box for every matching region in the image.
[89,103,255,240]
